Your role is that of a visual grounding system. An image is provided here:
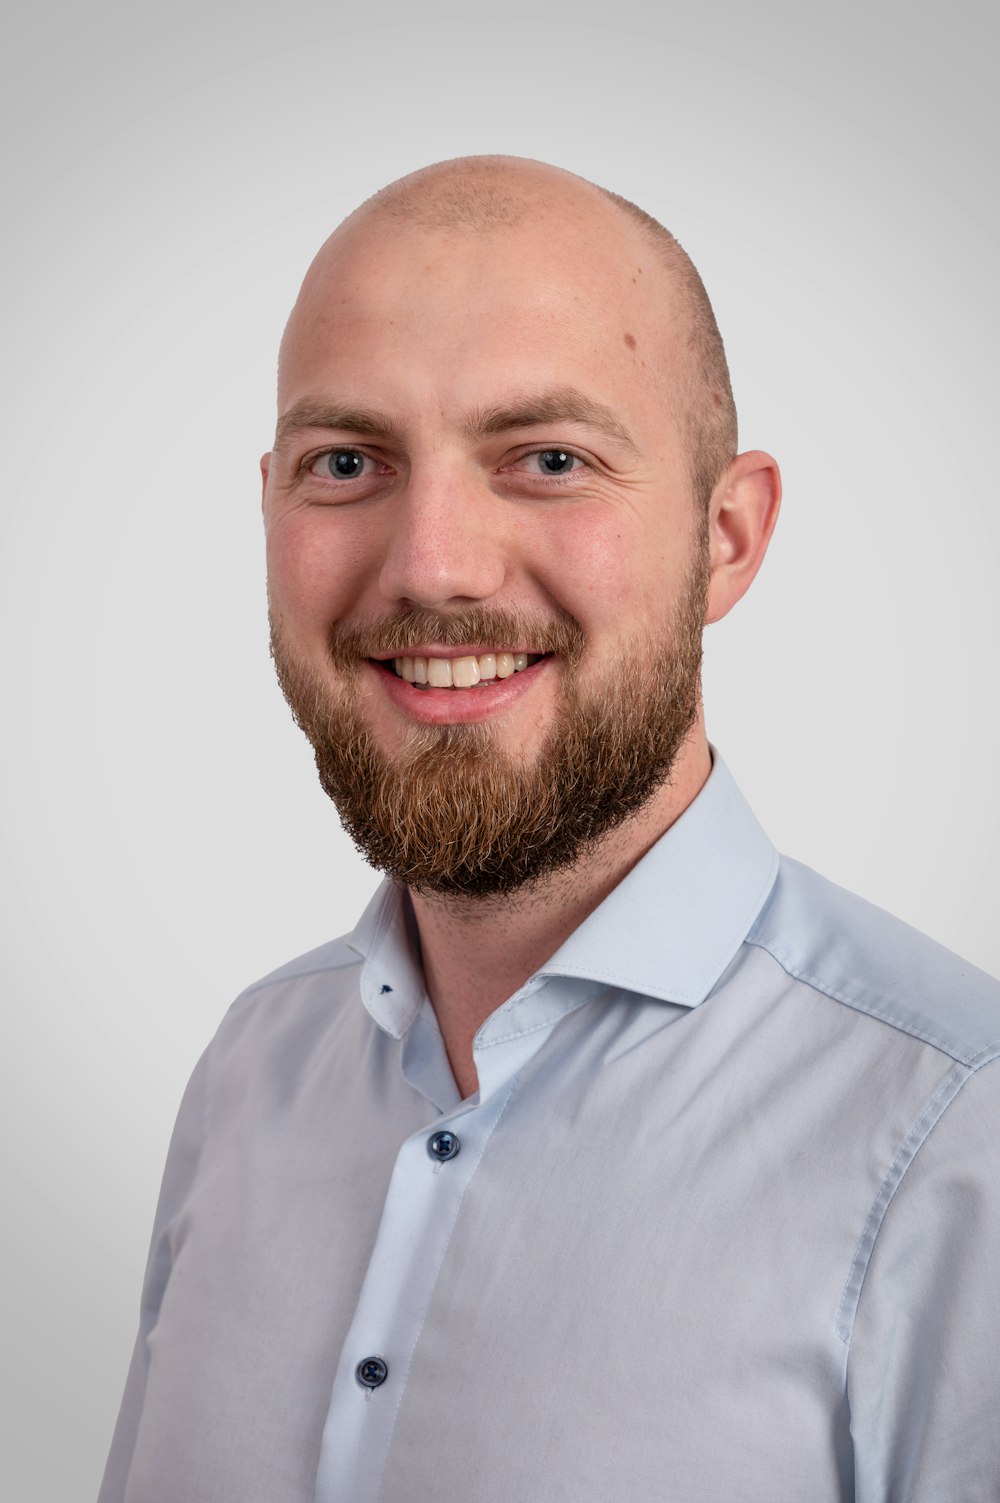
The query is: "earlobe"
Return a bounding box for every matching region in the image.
[260,453,271,514]
[705,450,781,624]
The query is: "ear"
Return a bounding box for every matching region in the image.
[260,453,271,515]
[705,450,781,625]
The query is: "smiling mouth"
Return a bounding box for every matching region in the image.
[381,651,546,689]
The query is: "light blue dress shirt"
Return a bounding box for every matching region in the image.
[99,753,1000,1502]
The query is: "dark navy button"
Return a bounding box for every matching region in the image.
[428,1130,460,1162]
[356,1356,388,1389]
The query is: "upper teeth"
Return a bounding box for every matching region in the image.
[393,652,530,688]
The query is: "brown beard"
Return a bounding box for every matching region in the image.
[269,554,710,898]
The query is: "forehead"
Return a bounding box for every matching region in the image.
[278,212,684,434]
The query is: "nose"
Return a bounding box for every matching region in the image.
[377,466,507,608]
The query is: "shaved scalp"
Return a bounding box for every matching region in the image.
[593,186,738,511]
[351,155,738,509]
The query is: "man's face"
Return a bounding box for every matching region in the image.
[263,200,713,895]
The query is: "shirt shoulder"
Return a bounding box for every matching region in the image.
[746,855,1000,1067]
[202,933,365,1053]
[237,933,362,1000]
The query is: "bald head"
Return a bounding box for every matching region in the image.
[281,155,738,510]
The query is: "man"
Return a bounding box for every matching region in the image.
[100,157,1000,1502]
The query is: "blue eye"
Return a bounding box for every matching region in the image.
[512,449,587,478]
[536,450,576,474]
[322,450,367,479]
[308,448,381,482]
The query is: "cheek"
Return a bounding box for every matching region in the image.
[532,512,666,627]
[265,513,378,631]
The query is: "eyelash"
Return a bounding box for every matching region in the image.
[303,446,592,485]
[507,448,590,482]
[305,449,386,482]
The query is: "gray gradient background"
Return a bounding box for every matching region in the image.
[2,1,997,1495]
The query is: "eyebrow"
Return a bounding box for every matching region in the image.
[273,399,405,449]
[273,386,640,457]
[462,388,640,456]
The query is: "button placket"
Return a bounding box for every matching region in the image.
[317,1022,559,1502]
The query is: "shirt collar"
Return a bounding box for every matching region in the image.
[345,748,778,1032]
[346,877,426,1039]
[539,750,779,1007]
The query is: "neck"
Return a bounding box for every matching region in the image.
[409,725,712,1098]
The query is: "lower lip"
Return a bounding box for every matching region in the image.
[368,657,553,725]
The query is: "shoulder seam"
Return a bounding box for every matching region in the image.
[198,1036,213,1206]
[237,952,361,1002]
[834,1047,1000,1345]
[744,933,987,1066]
[163,1043,214,1266]
[185,950,364,1208]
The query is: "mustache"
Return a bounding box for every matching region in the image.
[326,606,586,668]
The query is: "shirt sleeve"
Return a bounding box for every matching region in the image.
[847,1055,1000,1502]
[97,1044,211,1503]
